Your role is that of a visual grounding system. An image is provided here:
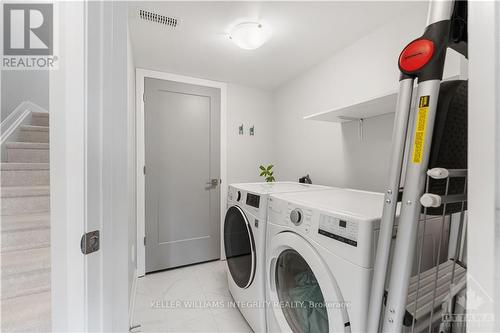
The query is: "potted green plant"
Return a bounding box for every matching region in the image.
[259,164,275,182]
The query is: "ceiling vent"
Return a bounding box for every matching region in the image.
[139,9,179,28]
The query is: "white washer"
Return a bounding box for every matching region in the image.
[224,182,331,333]
[265,188,388,333]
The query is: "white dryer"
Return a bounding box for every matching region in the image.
[224,182,331,333]
[265,188,388,333]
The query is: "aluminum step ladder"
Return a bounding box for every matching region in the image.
[366,0,468,332]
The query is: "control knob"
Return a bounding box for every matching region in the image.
[290,208,303,225]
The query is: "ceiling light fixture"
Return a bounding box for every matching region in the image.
[229,21,272,50]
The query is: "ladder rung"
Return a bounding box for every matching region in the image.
[405,260,466,322]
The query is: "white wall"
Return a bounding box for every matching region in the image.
[100,3,130,331]
[85,2,105,330]
[111,4,131,330]
[468,2,499,330]
[497,6,500,329]
[127,23,137,309]
[272,4,463,192]
[1,71,49,120]
[227,83,274,184]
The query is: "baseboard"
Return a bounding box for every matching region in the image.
[129,268,138,328]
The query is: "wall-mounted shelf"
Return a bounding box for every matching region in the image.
[304,75,461,123]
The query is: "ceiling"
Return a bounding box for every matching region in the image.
[129,2,422,90]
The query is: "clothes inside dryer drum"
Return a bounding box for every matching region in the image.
[276,250,328,333]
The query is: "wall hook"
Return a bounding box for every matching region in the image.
[358,119,364,141]
[239,124,244,135]
[249,125,255,136]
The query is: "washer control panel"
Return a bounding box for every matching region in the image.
[318,214,359,247]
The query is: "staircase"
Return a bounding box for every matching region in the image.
[1,111,51,332]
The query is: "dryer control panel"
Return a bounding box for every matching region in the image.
[268,190,384,268]
[318,214,359,247]
[286,205,313,233]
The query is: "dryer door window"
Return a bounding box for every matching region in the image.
[268,232,350,332]
[275,249,328,333]
[224,206,256,288]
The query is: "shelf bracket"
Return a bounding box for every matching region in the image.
[338,116,364,141]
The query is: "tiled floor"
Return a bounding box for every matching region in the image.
[133,260,253,333]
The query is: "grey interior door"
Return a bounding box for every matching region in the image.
[145,78,221,273]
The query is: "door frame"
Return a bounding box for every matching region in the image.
[136,68,227,277]
[50,1,86,330]
[52,2,129,330]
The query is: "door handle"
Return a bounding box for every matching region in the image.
[206,179,220,187]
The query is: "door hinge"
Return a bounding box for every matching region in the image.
[81,230,100,255]
[144,236,146,246]
[143,165,146,175]
[143,93,145,103]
